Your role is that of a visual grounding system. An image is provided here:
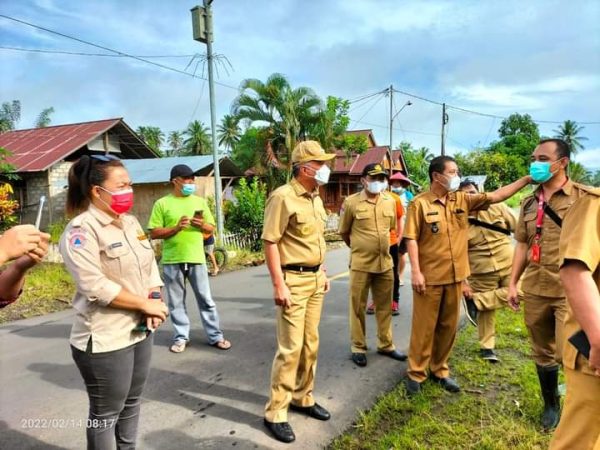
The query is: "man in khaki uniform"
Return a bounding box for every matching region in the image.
[339,163,408,367]
[404,156,530,396]
[262,141,334,444]
[508,138,587,429]
[459,180,518,363]
[550,186,600,450]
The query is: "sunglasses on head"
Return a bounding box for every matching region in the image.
[91,154,120,162]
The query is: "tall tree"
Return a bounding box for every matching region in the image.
[553,120,587,155]
[167,131,184,156]
[487,113,540,167]
[183,120,212,155]
[568,161,591,184]
[217,114,241,152]
[400,142,434,189]
[136,126,164,153]
[0,100,21,132]
[35,107,55,128]
[231,73,322,176]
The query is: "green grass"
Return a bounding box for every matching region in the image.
[329,308,554,450]
[505,186,534,208]
[0,262,75,324]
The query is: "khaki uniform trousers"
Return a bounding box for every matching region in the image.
[550,359,600,450]
[265,270,326,423]
[469,266,511,350]
[349,269,395,354]
[408,282,462,383]
[523,294,567,367]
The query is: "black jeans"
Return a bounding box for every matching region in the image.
[71,335,153,450]
[390,243,399,302]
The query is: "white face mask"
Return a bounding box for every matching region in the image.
[367,180,387,194]
[304,164,331,186]
[439,174,461,193]
[313,165,331,185]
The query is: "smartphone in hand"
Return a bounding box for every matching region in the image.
[194,210,204,219]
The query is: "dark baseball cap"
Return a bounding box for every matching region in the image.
[362,163,389,178]
[170,164,195,180]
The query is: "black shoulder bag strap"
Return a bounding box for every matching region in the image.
[468,217,511,235]
[543,203,563,228]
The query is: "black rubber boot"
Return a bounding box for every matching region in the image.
[536,364,561,430]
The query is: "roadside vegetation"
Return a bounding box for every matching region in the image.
[329,308,554,450]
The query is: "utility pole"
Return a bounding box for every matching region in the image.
[441,103,448,155]
[388,84,393,154]
[191,1,224,242]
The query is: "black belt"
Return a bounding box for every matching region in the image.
[282,264,320,273]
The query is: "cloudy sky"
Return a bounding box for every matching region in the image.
[1,0,599,168]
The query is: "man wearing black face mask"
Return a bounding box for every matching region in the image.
[339,163,407,368]
[403,156,530,396]
[508,138,588,429]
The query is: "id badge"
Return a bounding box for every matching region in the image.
[531,243,541,263]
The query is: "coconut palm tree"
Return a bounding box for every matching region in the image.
[136,126,164,154]
[167,131,184,156]
[35,107,54,128]
[554,120,587,155]
[231,73,322,172]
[568,161,591,184]
[184,120,212,155]
[217,115,241,152]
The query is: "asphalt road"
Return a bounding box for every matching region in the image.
[0,247,415,449]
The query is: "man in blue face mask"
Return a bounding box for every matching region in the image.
[508,138,588,429]
[148,164,231,354]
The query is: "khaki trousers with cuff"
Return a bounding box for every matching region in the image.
[408,282,462,383]
[265,270,326,423]
[349,269,395,354]
[469,266,511,350]
[523,293,567,367]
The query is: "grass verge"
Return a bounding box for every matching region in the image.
[329,308,554,450]
[0,262,75,324]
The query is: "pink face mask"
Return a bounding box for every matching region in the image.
[99,187,134,215]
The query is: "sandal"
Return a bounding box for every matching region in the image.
[211,339,231,350]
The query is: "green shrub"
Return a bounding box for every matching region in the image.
[225,177,266,251]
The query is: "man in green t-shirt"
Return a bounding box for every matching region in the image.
[148,164,231,353]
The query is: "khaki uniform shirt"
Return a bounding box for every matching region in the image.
[60,204,163,353]
[559,186,600,376]
[404,191,490,285]
[515,180,586,297]
[261,178,327,267]
[468,203,517,275]
[339,190,397,273]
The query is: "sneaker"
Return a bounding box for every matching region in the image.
[366,303,375,315]
[392,301,400,316]
[170,341,187,353]
[462,297,478,326]
[480,349,499,363]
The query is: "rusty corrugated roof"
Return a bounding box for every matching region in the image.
[0,118,124,172]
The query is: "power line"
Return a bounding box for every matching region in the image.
[353,119,439,137]
[0,14,240,92]
[352,92,385,127]
[0,45,196,58]
[393,87,600,125]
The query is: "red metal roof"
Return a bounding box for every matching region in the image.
[0,118,122,172]
[350,146,389,175]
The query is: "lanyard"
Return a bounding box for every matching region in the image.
[534,189,545,242]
